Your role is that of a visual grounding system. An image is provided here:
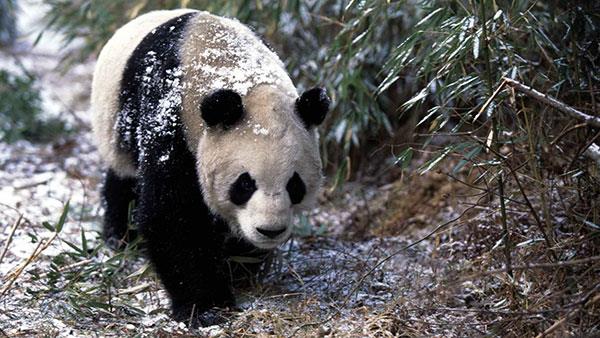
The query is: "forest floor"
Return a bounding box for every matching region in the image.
[2,53,595,338]
[0,54,476,336]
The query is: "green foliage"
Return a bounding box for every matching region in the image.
[294,214,326,237]
[31,203,148,321]
[0,69,66,143]
[381,1,599,173]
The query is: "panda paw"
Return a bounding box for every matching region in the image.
[172,304,231,328]
[103,230,139,251]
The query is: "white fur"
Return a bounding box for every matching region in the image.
[237,190,293,248]
[177,13,321,248]
[91,9,197,177]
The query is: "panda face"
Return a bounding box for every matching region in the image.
[226,169,309,248]
[196,84,329,249]
[199,132,321,249]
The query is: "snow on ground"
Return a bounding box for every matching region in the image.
[0,120,475,335]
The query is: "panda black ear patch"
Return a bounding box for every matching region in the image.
[295,87,331,129]
[201,89,245,129]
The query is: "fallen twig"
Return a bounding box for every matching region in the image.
[459,255,600,281]
[117,282,152,296]
[0,240,44,297]
[503,77,600,128]
[262,292,303,300]
[35,258,95,280]
[287,203,480,337]
[14,179,51,190]
[535,286,600,338]
[0,231,59,297]
[0,215,22,266]
[583,143,600,165]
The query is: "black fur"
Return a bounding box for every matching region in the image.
[102,169,137,248]
[116,13,196,167]
[106,12,250,327]
[229,172,257,206]
[135,131,235,326]
[200,89,245,129]
[286,171,306,204]
[295,87,331,128]
[256,227,286,239]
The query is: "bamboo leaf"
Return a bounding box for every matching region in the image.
[55,201,70,233]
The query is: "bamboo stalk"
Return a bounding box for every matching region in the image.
[479,0,513,280]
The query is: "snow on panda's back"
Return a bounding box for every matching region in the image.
[92,9,197,176]
[91,9,327,248]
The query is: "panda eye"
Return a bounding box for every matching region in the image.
[286,172,306,205]
[229,172,257,206]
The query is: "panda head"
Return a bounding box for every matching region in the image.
[196,84,330,249]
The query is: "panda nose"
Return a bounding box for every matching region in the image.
[256,226,287,239]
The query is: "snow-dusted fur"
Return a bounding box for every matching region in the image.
[91,9,196,177]
[179,12,297,150]
[90,9,329,327]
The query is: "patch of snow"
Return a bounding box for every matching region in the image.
[252,123,269,136]
[185,15,295,98]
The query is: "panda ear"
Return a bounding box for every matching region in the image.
[201,89,245,129]
[295,87,331,129]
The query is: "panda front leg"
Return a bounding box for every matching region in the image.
[102,169,138,249]
[135,152,235,327]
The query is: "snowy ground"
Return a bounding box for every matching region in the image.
[0,107,457,336]
[0,89,489,336]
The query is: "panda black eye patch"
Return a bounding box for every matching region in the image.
[200,89,245,129]
[286,172,306,205]
[229,172,257,206]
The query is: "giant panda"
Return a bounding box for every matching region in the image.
[91,9,330,326]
